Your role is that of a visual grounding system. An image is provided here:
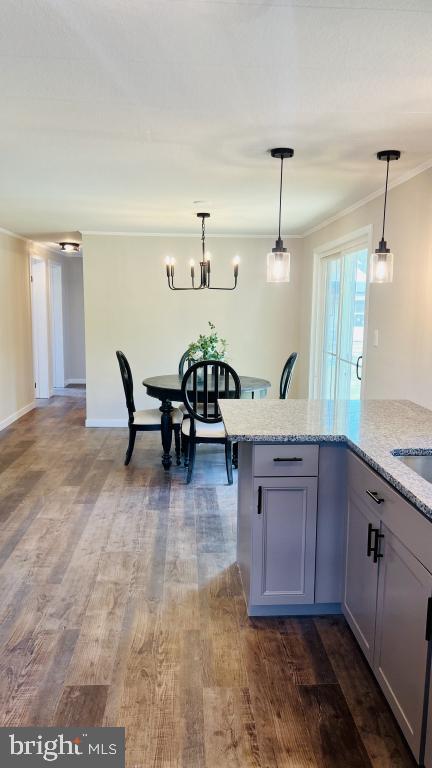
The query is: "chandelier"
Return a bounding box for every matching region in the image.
[165,213,239,291]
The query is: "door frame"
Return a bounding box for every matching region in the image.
[308,225,372,400]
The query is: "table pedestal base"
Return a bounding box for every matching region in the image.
[160,398,173,470]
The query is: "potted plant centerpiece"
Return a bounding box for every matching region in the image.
[187,322,227,378]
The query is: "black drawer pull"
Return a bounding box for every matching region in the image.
[273,457,303,462]
[257,485,262,515]
[366,489,384,504]
[373,532,384,563]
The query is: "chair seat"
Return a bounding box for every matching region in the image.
[182,418,226,439]
[133,407,183,426]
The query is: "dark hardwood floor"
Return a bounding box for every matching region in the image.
[0,396,416,767]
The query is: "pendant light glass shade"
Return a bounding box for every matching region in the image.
[370,150,400,284]
[267,249,291,283]
[370,245,394,284]
[267,148,294,283]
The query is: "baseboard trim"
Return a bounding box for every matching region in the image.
[247,602,342,617]
[0,401,36,432]
[65,378,86,386]
[85,418,128,428]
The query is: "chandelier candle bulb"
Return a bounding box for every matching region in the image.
[233,255,240,279]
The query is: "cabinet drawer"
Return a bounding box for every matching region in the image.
[253,444,319,477]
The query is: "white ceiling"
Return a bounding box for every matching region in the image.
[1,0,432,239]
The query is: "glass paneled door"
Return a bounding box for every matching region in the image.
[318,246,368,400]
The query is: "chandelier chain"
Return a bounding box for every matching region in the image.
[201,215,206,260]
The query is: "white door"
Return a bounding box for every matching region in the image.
[31,258,50,399]
[315,243,368,400]
[49,262,65,388]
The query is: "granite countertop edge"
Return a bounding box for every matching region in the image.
[227,430,432,521]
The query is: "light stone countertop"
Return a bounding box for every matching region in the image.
[219,398,432,522]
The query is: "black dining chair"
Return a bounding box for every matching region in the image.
[178,350,194,420]
[178,350,193,377]
[279,352,298,399]
[181,360,241,485]
[116,350,183,466]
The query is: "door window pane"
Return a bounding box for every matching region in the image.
[322,259,341,355]
[318,245,367,401]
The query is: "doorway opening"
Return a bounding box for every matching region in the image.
[310,228,371,400]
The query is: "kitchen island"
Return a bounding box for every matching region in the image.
[219,398,432,766]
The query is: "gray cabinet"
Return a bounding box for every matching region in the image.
[346,452,432,763]
[251,477,318,605]
[374,524,432,760]
[343,488,380,664]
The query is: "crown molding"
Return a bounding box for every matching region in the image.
[302,157,432,238]
[0,226,27,241]
[81,230,303,239]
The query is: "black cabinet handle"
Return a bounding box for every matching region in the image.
[273,457,303,462]
[366,489,384,504]
[257,485,262,515]
[367,523,375,557]
[356,355,363,381]
[426,597,432,641]
[373,532,384,563]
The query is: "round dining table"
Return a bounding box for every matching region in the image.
[142,373,271,469]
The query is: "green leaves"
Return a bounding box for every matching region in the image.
[187,321,227,362]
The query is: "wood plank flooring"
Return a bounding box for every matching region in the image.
[0,396,416,767]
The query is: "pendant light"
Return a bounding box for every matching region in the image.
[370,149,400,284]
[165,213,239,291]
[267,147,294,283]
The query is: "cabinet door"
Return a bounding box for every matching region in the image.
[373,525,432,761]
[343,490,380,664]
[251,477,317,605]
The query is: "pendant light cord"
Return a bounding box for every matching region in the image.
[278,156,284,240]
[382,158,390,241]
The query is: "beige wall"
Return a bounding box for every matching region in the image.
[298,168,432,408]
[0,231,34,429]
[83,234,303,424]
[62,257,86,383]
